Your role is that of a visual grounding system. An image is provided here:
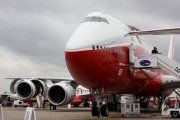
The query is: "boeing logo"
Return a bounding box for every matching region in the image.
[140,60,151,66]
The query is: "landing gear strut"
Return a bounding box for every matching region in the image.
[91,88,109,117]
[101,104,109,116]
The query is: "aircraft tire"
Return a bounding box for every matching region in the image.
[101,105,109,117]
[171,111,179,118]
[92,106,100,117]
[91,101,100,117]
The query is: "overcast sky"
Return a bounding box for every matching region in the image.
[0,0,180,92]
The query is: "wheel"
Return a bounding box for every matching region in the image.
[91,101,100,117]
[14,105,17,108]
[74,104,79,107]
[171,111,179,118]
[92,106,100,117]
[101,105,109,117]
[83,102,89,107]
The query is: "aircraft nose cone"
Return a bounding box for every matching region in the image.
[65,50,92,85]
[65,50,91,67]
[65,24,93,51]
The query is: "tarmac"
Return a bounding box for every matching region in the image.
[1,106,175,120]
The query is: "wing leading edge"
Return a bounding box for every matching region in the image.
[161,75,180,90]
[6,77,75,84]
[125,27,180,36]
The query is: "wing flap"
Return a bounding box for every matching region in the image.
[125,27,180,36]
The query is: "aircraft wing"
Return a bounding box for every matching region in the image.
[6,77,75,83]
[162,81,180,90]
[125,27,180,36]
[161,75,180,90]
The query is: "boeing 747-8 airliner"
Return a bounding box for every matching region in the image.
[65,12,180,117]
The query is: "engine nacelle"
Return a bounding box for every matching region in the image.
[10,79,21,94]
[10,79,48,100]
[16,80,36,99]
[47,81,76,106]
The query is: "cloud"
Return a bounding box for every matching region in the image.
[0,0,180,92]
[0,47,71,91]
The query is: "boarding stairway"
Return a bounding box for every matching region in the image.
[131,54,180,79]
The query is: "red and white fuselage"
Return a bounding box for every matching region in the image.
[65,12,170,96]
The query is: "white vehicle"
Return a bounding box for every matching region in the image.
[162,96,180,118]
[14,100,29,108]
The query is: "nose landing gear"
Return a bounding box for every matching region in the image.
[91,88,109,117]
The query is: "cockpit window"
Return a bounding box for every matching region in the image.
[82,16,109,24]
[102,18,106,23]
[83,17,90,22]
[102,18,109,24]
[90,16,102,22]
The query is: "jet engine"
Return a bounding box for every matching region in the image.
[10,79,48,100]
[47,81,76,106]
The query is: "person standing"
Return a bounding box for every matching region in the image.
[43,100,46,109]
[53,105,56,110]
[151,47,158,54]
[49,103,52,110]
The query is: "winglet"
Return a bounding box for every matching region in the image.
[168,34,175,61]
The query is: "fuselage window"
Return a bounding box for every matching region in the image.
[90,16,102,22]
[121,50,123,54]
[92,45,95,50]
[120,49,122,54]
[104,46,106,51]
[96,46,99,49]
[114,49,117,54]
[83,17,90,22]
[109,48,112,52]
[121,50,124,55]
[106,48,109,52]
[100,46,103,49]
